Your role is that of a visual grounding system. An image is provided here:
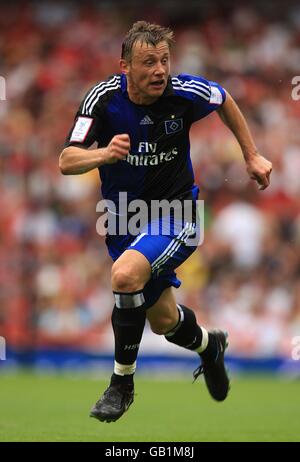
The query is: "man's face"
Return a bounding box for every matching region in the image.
[120,40,170,105]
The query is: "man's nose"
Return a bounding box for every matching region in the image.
[154,63,165,75]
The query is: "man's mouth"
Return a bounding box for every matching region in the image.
[150,80,164,88]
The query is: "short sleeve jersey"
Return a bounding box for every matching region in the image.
[65,73,226,206]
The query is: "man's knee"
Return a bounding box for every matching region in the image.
[111,251,151,293]
[111,264,143,293]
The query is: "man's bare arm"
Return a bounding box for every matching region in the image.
[59,134,131,175]
[217,90,272,190]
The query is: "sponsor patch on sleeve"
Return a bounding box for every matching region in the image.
[209,86,223,105]
[70,117,93,142]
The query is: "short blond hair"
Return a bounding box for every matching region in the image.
[121,21,174,60]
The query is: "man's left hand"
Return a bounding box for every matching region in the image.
[246,153,272,190]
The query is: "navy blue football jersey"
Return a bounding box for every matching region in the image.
[65,73,226,206]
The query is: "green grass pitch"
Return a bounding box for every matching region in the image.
[0,371,299,442]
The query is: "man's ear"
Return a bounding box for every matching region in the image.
[120,59,129,74]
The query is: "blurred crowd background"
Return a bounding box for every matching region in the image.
[0,0,299,362]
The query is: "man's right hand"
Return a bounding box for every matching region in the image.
[104,134,131,164]
[59,134,131,175]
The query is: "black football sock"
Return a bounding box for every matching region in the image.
[164,304,218,360]
[111,290,146,383]
[110,372,134,387]
[164,304,203,350]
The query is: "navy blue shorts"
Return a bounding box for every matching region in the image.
[105,212,199,308]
